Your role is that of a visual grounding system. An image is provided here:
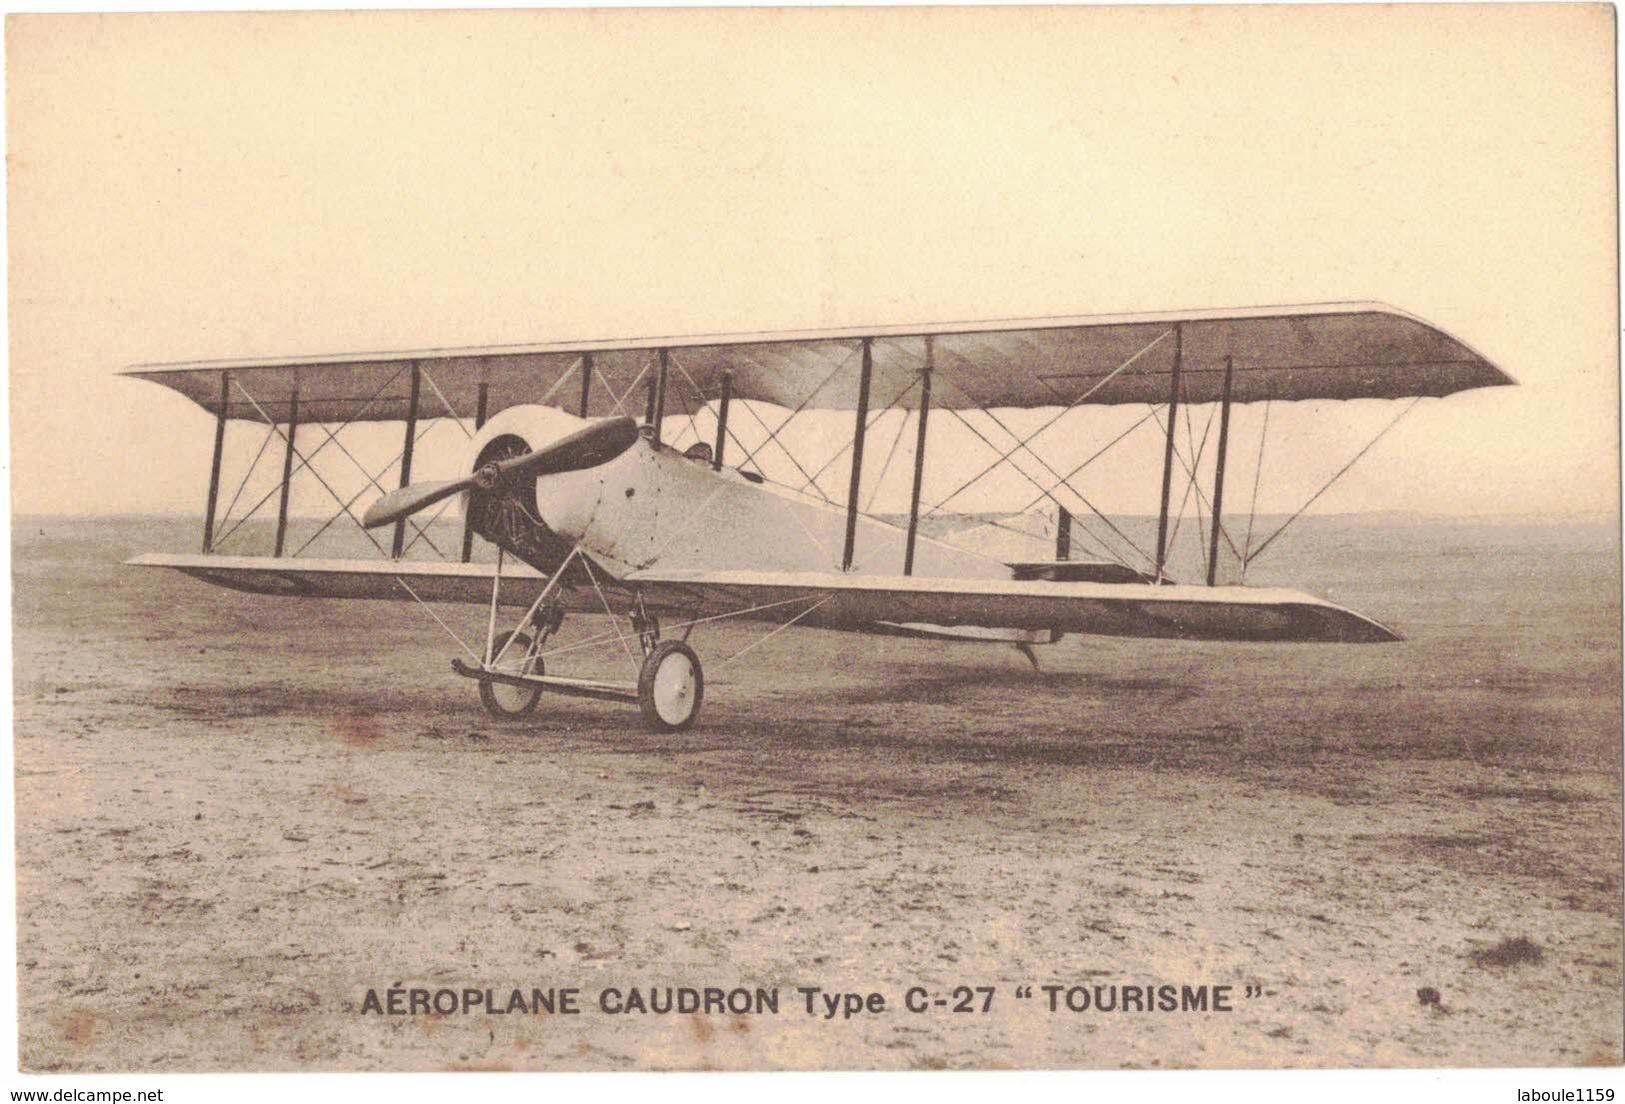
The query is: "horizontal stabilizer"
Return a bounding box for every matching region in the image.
[873,622,1056,645]
[1008,560,1161,585]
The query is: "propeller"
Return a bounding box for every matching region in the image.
[362,415,641,530]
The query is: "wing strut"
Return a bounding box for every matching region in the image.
[728,346,858,506]
[1153,323,1184,581]
[459,381,490,563]
[273,386,300,557]
[841,337,875,572]
[220,374,392,557]
[712,370,733,471]
[903,336,933,576]
[652,349,670,448]
[391,361,423,559]
[921,328,1172,570]
[1241,397,1272,576]
[202,371,229,553]
[1206,356,1236,586]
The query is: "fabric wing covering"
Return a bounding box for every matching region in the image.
[126,302,1512,425]
[124,554,1399,644]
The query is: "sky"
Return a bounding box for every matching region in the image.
[6,5,1617,526]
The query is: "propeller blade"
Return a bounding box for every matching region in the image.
[361,476,476,530]
[492,416,641,480]
[361,416,642,530]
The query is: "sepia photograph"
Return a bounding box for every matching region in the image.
[5,2,1620,1080]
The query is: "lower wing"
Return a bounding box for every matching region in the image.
[128,553,1397,644]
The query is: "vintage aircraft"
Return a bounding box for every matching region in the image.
[126,303,1512,731]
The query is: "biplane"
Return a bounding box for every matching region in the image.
[126,303,1513,731]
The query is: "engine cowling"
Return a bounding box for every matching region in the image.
[461,405,642,575]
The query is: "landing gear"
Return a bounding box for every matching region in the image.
[479,631,543,718]
[450,543,708,732]
[638,641,704,732]
[631,602,660,655]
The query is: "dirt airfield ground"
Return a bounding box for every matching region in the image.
[12,515,1623,1071]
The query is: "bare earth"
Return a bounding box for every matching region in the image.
[12,515,1622,1071]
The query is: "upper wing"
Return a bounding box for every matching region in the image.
[128,554,1397,644]
[124,302,1512,424]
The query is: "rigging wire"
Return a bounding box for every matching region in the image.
[212,422,279,545]
[1163,396,1215,579]
[293,419,448,558]
[537,593,841,663]
[1147,404,1242,565]
[214,365,411,546]
[392,576,483,663]
[734,399,839,506]
[933,366,1159,568]
[581,557,641,675]
[662,354,832,516]
[600,357,653,420]
[398,495,461,558]
[661,352,704,449]
[716,595,832,667]
[863,408,911,514]
[732,345,860,485]
[1183,389,1217,580]
[928,326,1174,516]
[1014,405,1163,515]
[796,375,919,496]
[939,403,1153,570]
[419,366,478,438]
[1245,397,1424,566]
[1241,397,1274,579]
[221,379,390,557]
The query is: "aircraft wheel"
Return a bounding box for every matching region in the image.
[479,631,543,719]
[638,641,703,732]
